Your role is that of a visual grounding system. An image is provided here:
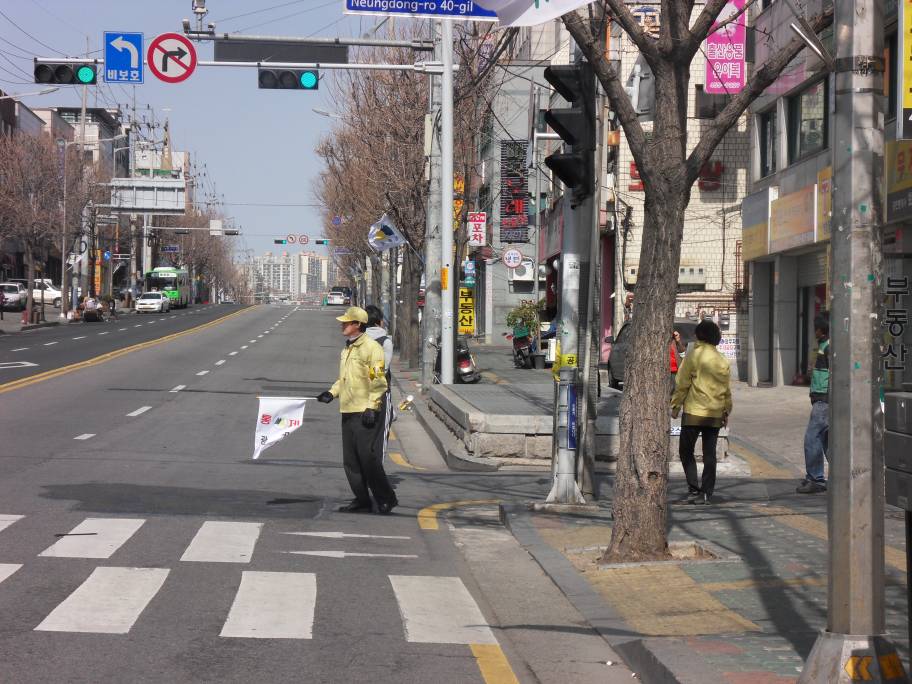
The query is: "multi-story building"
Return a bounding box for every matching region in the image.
[47,107,129,177]
[741,2,910,391]
[252,251,298,300]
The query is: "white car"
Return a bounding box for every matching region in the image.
[327,292,345,306]
[0,283,27,310]
[136,292,171,313]
[32,281,63,308]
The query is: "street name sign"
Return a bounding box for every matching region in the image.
[147,33,197,84]
[161,245,180,253]
[344,0,496,20]
[104,32,143,84]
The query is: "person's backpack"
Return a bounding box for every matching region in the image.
[376,335,393,385]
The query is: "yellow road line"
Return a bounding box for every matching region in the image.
[389,427,397,441]
[702,576,827,592]
[471,644,520,684]
[389,451,426,471]
[755,504,907,573]
[417,499,501,531]
[727,441,795,480]
[0,307,252,395]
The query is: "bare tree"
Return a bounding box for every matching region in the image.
[0,134,63,317]
[559,2,832,561]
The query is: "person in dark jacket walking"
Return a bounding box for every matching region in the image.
[797,314,830,494]
[317,306,398,514]
[364,305,393,463]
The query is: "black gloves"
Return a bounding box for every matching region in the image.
[317,391,334,404]
[361,409,377,428]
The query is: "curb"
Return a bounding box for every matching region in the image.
[500,503,722,684]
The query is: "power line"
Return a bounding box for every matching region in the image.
[0,9,66,56]
[214,0,322,25]
[235,1,340,33]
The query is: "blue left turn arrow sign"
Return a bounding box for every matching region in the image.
[103,32,143,84]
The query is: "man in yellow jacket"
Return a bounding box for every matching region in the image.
[671,319,732,505]
[317,307,398,514]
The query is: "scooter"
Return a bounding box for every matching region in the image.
[433,336,482,383]
[504,326,533,369]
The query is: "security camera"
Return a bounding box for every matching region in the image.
[182,18,191,32]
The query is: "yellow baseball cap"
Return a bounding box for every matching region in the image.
[336,306,368,323]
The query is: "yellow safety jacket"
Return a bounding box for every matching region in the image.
[671,341,733,419]
[329,333,388,413]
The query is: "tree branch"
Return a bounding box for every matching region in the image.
[601,0,661,62]
[563,8,647,154]
[685,6,833,183]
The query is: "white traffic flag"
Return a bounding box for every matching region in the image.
[253,396,307,460]
[367,213,407,253]
[473,0,592,26]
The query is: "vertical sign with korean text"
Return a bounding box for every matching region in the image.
[902,0,912,137]
[705,0,746,95]
[882,271,910,383]
[468,211,487,247]
[458,287,475,335]
[500,141,529,243]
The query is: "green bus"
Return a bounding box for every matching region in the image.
[144,267,190,308]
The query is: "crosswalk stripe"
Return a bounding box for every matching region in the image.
[0,514,24,534]
[35,567,169,634]
[220,571,316,639]
[389,575,497,644]
[39,518,145,559]
[0,563,21,585]
[180,521,262,563]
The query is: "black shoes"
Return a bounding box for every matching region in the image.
[677,492,700,505]
[796,480,827,494]
[337,500,372,513]
[693,493,711,505]
[376,497,399,515]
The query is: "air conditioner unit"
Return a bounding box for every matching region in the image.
[509,258,540,282]
[678,265,707,285]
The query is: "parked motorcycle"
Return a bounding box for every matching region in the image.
[433,336,481,383]
[504,325,533,369]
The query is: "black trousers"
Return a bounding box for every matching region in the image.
[679,425,720,496]
[371,390,393,463]
[341,411,396,507]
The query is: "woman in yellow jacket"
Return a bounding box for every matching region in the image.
[671,319,732,505]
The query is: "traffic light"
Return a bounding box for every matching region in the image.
[173,229,190,235]
[274,239,287,245]
[224,229,240,236]
[258,68,319,90]
[315,239,331,245]
[543,61,596,204]
[34,62,97,85]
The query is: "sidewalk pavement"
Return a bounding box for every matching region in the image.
[0,303,137,335]
[394,344,911,682]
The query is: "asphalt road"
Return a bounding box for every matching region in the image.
[0,303,621,683]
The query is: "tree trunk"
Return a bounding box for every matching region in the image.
[25,242,35,322]
[604,188,688,562]
[398,248,421,368]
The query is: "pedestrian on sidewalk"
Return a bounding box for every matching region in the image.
[316,306,399,515]
[671,319,732,505]
[669,328,686,395]
[364,304,394,462]
[797,314,830,494]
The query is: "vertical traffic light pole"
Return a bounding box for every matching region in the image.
[439,18,455,385]
[543,61,596,505]
[797,0,907,678]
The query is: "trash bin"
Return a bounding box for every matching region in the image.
[532,353,546,370]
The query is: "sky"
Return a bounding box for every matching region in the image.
[0,1,393,258]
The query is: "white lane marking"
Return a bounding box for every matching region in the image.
[39,518,145,559]
[35,567,169,634]
[126,406,152,417]
[119,328,127,331]
[11,347,28,351]
[228,351,238,356]
[287,551,418,559]
[220,571,315,639]
[257,335,264,338]
[181,521,263,563]
[241,345,248,349]
[389,575,497,644]
[134,324,142,328]
[0,514,25,535]
[98,332,109,336]
[196,370,209,376]
[73,434,95,441]
[284,531,410,540]
[72,336,86,340]
[43,342,58,346]
[215,360,226,366]
[264,331,270,335]
[159,318,166,321]
[169,385,186,393]
[0,361,37,369]
[249,340,256,344]
[169,315,176,319]
[0,564,21,586]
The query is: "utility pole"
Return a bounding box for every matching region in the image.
[798,0,907,678]
[439,18,455,384]
[422,20,442,390]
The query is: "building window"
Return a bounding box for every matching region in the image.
[787,79,828,164]
[758,108,777,178]
[887,32,898,121]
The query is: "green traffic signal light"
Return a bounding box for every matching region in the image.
[274,239,287,245]
[299,70,318,89]
[76,65,96,84]
[35,62,97,85]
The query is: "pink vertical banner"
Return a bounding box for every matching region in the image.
[705,0,747,95]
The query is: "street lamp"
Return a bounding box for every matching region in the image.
[0,87,59,101]
[312,108,343,119]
